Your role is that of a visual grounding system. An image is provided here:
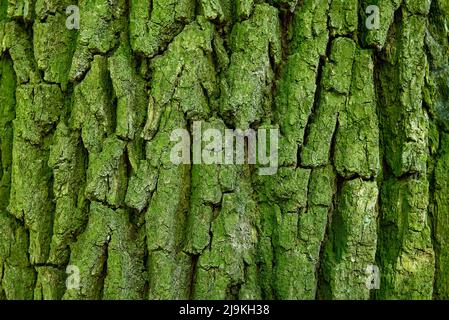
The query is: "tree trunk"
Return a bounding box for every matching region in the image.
[0,0,448,300]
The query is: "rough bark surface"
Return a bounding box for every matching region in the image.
[0,0,448,300]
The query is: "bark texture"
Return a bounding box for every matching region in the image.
[0,0,448,300]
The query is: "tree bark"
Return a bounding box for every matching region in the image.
[0,0,448,300]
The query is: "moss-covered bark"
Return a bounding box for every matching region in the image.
[0,0,448,300]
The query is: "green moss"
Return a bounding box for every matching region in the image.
[0,211,35,299]
[0,56,15,211]
[301,38,356,167]
[430,133,449,298]
[0,0,447,301]
[377,178,434,299]
[33,13,75,88]
[64,202,146,299]
[378,9,429,176]
[68,0,126,81]
[361,0,401,49]
[48,122,87,265]
[184,119,224,254]
[7,0,34,21]
[130,0,196,58]
[334,48,380,179]
[34,266,66,300]
[72,55,114,154]
[125,160,158,211]
[199,0,231,22]
[329,0,358,36]
[4,21,40,83]
[321,179,378,300]
[109,39,147,140]
[235,0,254,19]
[275,0,330,166]
[257,167,310,213]
[85,136,127,207]
[8,83,63,264]
[193,178,259,299]
[221,3,281,128]
[142,17,219,140]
